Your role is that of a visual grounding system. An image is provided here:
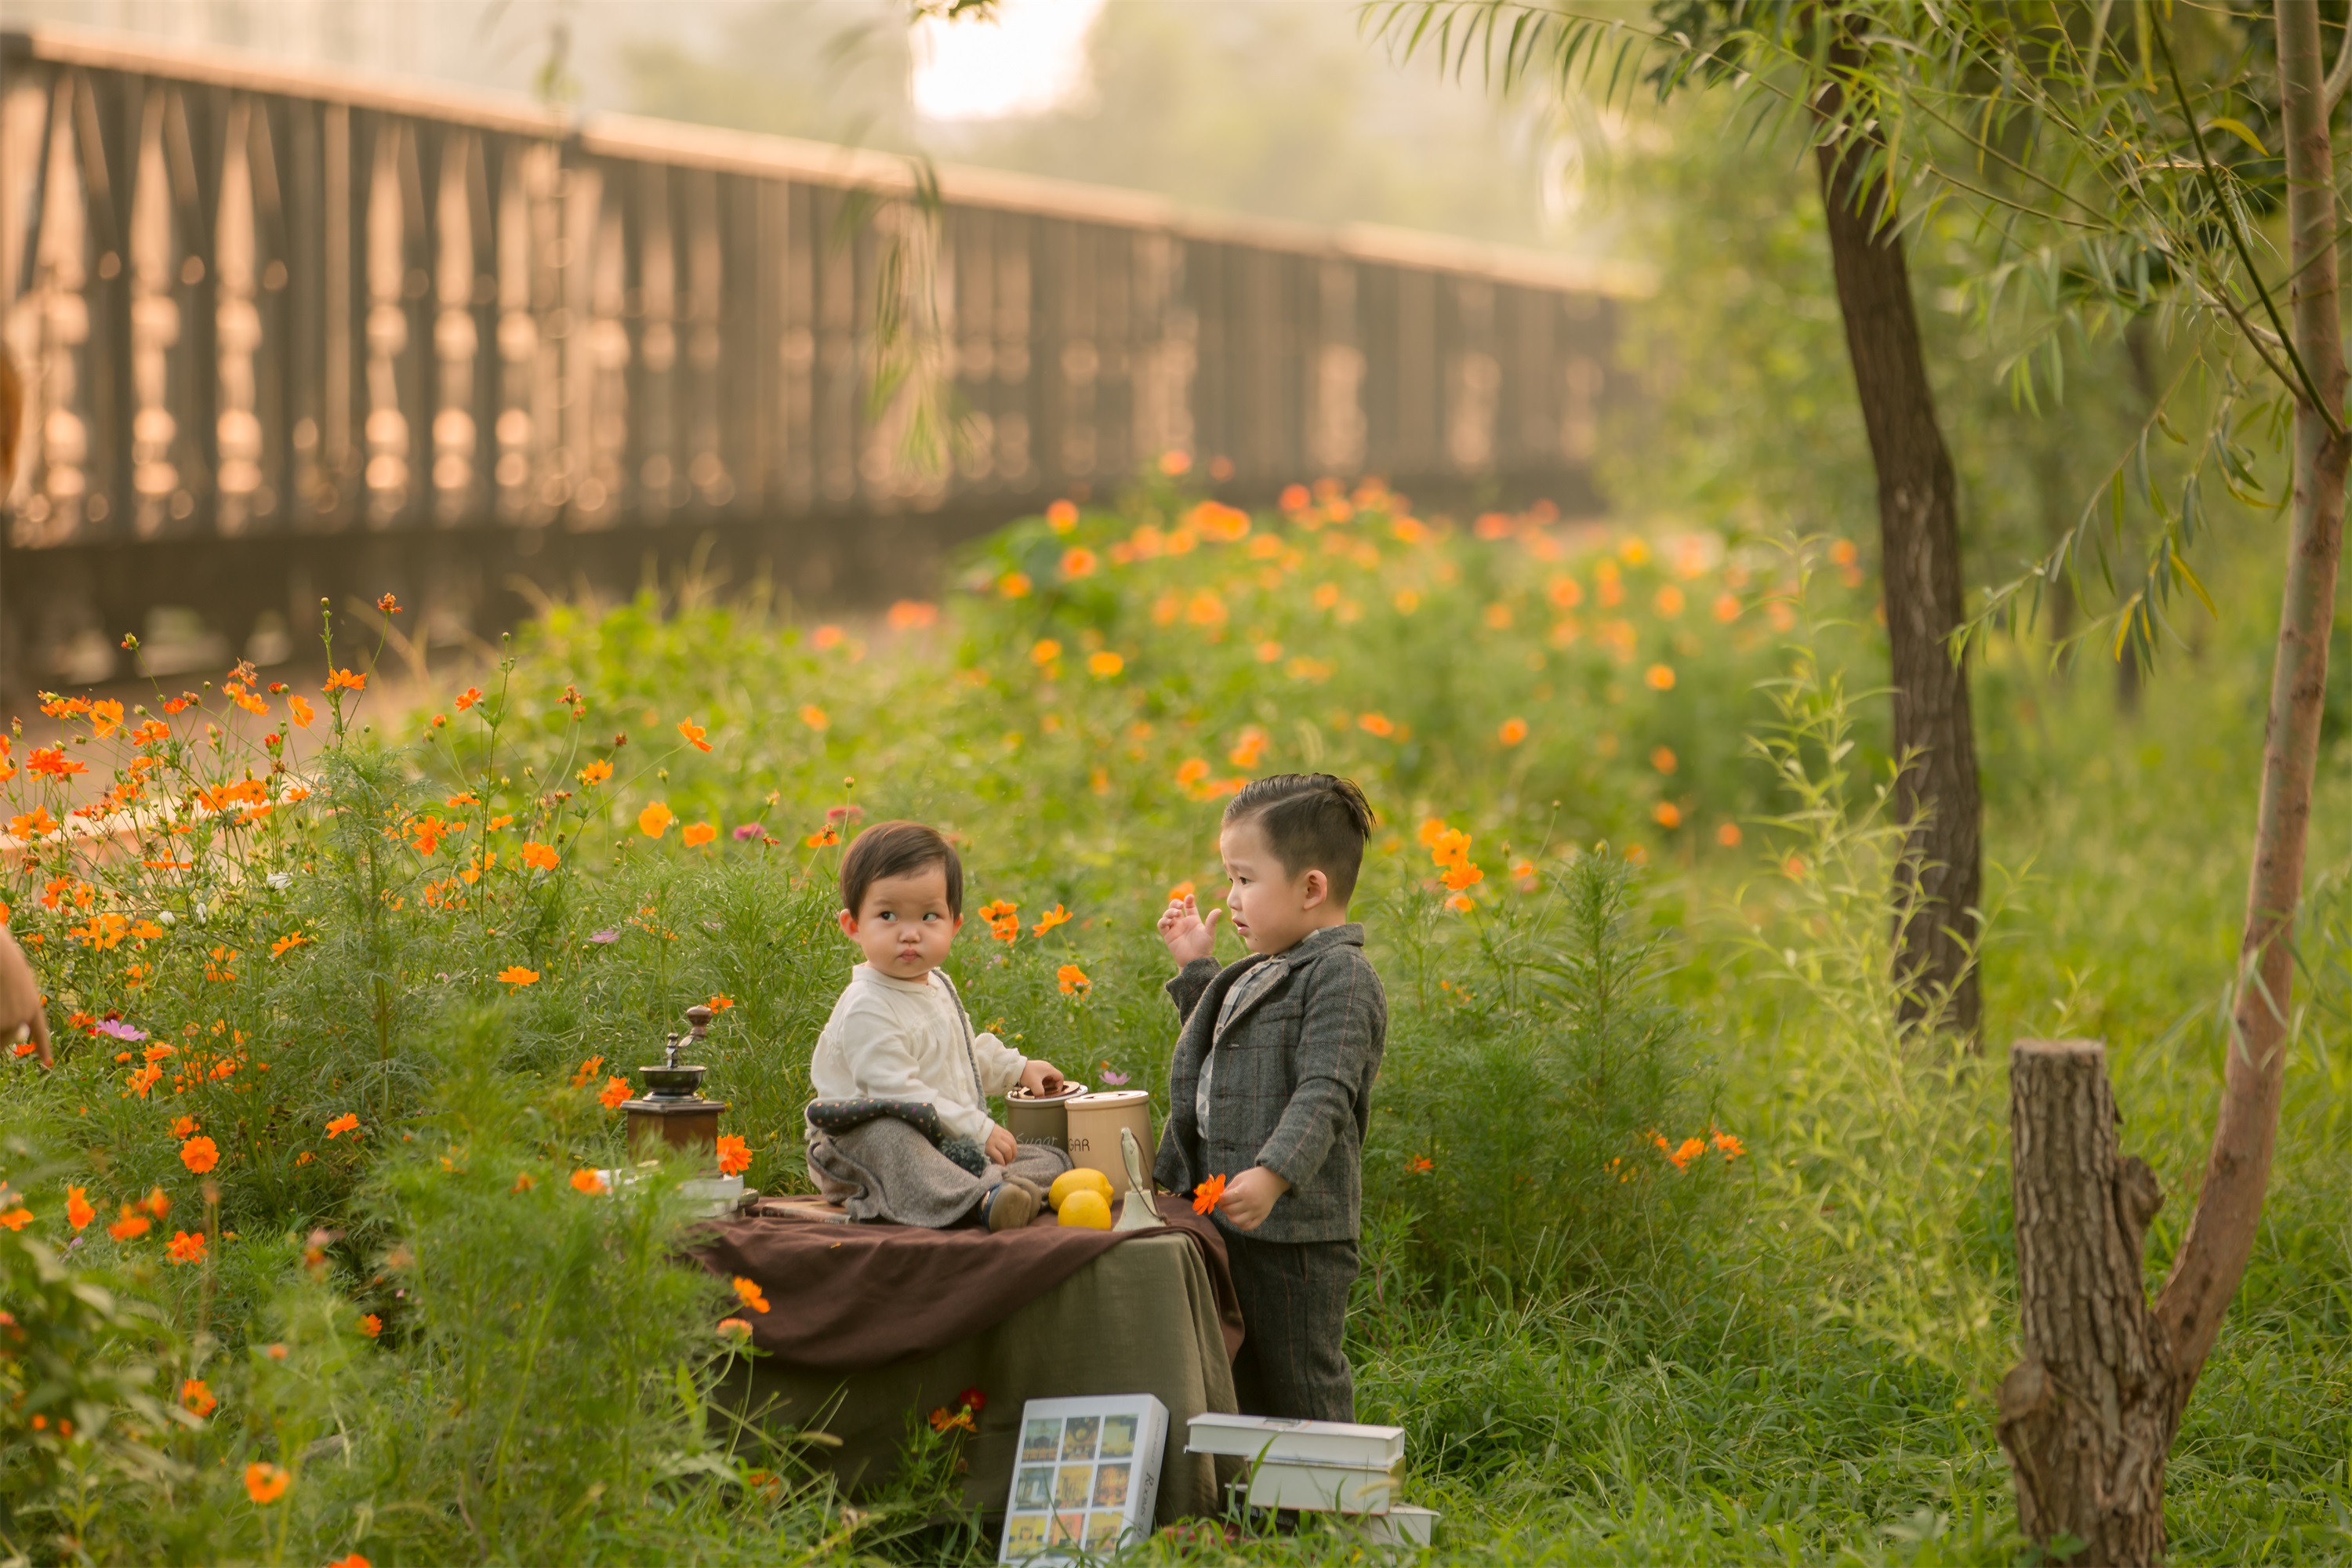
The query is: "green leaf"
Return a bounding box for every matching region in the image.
[2202,117,2270,158]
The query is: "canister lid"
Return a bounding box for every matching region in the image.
[1068,1090,1149,1108]
[1009,1082,1089,1103]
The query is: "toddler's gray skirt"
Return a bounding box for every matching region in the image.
[805,1113,1069,1228]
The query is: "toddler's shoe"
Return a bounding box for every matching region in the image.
[985,1180,1040,1232]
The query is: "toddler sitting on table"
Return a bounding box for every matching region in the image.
[804,820,1072,1230]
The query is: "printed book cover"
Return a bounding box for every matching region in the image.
[999,1394,1168,1564]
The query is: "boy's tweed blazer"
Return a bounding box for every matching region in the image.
[1153,923,1388,1244]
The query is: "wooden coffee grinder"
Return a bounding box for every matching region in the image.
[621,1004,728,1166]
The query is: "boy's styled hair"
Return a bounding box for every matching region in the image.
[1222,774,1376,904]
[840,821,964,919]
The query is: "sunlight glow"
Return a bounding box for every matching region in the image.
[912,0,1107,122]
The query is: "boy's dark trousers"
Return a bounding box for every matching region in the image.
[1221,1231,1358,1424]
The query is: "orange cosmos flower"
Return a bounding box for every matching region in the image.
[1712,1131,1747,1160]
[885,600,938,630]
[9,808,59,840]
[1030,637,1062,667]
[143,1188,170,1218]
[454,687,482,711]
[678,719,712,752]
[1497,717,1529,746]
[1061,546,1099,579]
[811,624,845,650]
[511,1171,536,1192]
[1159,449,1192,476]
[499,965,539,989]
[324,668,366,694]
[717,1134,753,1177]
[271,932,310,956]
[90,698,125,737]
[1653,802,1683,829]
[180,1377,217,1417]
[109,1207,151,1241]
[1032,904,1073,937]
[1712,593,1741,622]
[1357,713,1395,738]
[682,822,717,848]
[977,900,1019,943]
[243,1462,290,1504]
[598,1076,633,1109]
[166,1230,208,1264]
[0,1206,31,1232]
[1406,1155,1434,1174]
[287,694,316,728]
[66,1186,94,1231]
[172,1115,201,1138]
[1644,664,1676,691]
[377,592,401,615]
[1651,747,1678,774]
[1047,499,1080,532]
[708,995,735,1011]
[325,1112,360,1138]
[1057,964,1091,996]
[579,759,612,786]
[358,1312,382,1338]
[521,842,559,870]
[1716,822,1744,848]
[999,570,1033,597]
[1191,1174,1228,1215]
[571,1169,608,1195]
[1279,483,1311,511]
[1654,585,1686,618]
[717,1317,753,1344]
[1087,650,1124,678]
[571,1055,605,1087]
[328,1556,370,1568]
[1440,862,1484,892]
[180,1135,220,1174]
[1446,893,1475,913]
[638,801,674,838]
[734,1276,771,1314]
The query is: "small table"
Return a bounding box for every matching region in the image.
[717,1227,1240,1523]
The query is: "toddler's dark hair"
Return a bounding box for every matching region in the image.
[1222,774,1376,905]
[840,820,964,920]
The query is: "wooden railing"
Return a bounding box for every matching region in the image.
[0,24,1645,688]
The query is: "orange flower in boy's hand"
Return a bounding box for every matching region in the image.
[1191,1174,1228,1216]
[716,1134,752,1177]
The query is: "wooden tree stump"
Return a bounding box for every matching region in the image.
[1998,1040,2180,1565]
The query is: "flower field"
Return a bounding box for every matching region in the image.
[1,466,2348,1563]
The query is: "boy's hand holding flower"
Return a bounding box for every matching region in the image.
[1157,891,1221,965]
[1215,1166,1291,1231]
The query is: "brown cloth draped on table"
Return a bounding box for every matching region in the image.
[691,1194,1243,1370]
[694,1194,1248,1524]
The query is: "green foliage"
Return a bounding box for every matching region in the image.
[1368,848,1723,1296]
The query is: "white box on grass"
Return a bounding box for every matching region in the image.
[1224,1457,1403,1515]
[999,1394,1167,1564]
[1184,1412,1405,1469]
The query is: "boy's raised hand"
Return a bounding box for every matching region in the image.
[1018,1058,1065,1096]
[1156,892,1221,966]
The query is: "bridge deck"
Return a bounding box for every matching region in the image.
[0,24,1639,690]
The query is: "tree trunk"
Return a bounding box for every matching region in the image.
[2153,0,2350,1385]
[2001,8,2350,1558]
[1998,1040,2174,1564]
[1812,53,1984,1040]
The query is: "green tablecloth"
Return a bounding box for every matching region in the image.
[720,1229,1240,1523]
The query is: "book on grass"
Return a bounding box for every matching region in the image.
[1184,1412,1405,1469]
[1225,1457,1404,1514]
[999,1394,1167,1565]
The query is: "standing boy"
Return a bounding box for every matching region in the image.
[1154,773,1387,1422]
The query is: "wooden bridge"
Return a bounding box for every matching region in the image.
[0,24,1643,691]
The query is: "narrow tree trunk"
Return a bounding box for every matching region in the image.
[2153,0,2350,1383]
[1812,56,1984,1040]
[1998,1040,2173,1564]
[2001,9,2350,1558]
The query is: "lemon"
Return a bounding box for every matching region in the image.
[1057,1189,1112,1229]
[1048,1167,1114,1211]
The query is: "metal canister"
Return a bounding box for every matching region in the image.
[1065,1091,1153,1182]
[1006,1081,1088,1152]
